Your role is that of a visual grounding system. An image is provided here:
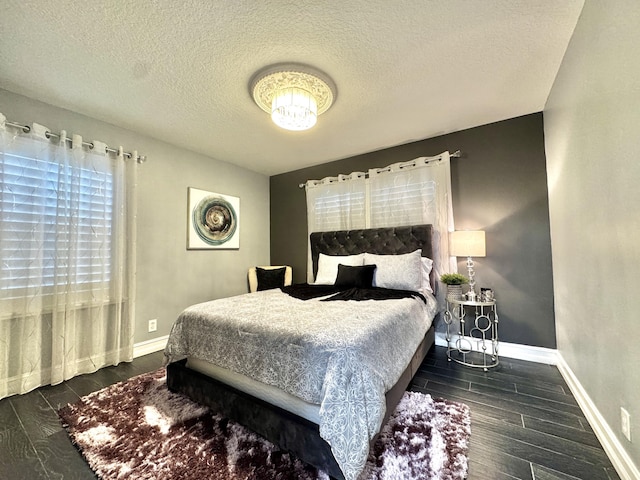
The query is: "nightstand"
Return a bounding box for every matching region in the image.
[444,298,499,371]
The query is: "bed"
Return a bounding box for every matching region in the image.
[164,224,438,480]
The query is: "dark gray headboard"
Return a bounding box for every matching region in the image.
[310,224,433,281]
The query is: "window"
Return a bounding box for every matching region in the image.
[304,152,454,286]
[305,173,368,235]
[1,117,138,397]
[369,176,437,228]
[312,189,367,232]
[1,151,113,298]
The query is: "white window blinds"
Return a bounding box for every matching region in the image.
[369,175,436,228]
[1,152,113,297]
[305,172,368,234]
[367,155,452,229]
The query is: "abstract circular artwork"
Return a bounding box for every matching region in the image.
[188,188,240,249]
[193,196,237,245]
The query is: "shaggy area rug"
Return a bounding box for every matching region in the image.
[59,369,470,480]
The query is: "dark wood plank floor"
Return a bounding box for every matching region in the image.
[0,351,165,480]
[410,346,621,480]
[0,346,621,480]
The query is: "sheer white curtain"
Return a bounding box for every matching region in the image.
[305,152,455,299]
[368,152,455,293]
[0,114,137,398]
[304,172,367,281]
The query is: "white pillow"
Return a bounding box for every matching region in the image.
[363,250,423,291]
[314,253,365,285]
[421,257,434,294]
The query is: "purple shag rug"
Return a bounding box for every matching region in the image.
[59,368,470,480]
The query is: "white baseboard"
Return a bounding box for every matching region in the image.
[556,354,640,480]
[133,335,169,358]
[434,332,639,479]
[434,332,558,365]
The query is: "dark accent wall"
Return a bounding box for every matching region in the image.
[270,113,555,348]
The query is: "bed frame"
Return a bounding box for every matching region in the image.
[167,224,436,479]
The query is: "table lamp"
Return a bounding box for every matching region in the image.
[450,230,486,301]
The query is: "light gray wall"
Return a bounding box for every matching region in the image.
[0,89,271,344]
[544,0,640,469]
[271,113,555,348]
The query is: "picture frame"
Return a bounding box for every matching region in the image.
[187,187,240,250]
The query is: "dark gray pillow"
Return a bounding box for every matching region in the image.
[334,264,376,289]
[256,267,286,291]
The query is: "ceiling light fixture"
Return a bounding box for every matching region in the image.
[250,64,337,131]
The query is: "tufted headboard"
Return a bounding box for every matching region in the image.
[310,224,434,286]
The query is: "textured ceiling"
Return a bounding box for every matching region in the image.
[0,1,584,175]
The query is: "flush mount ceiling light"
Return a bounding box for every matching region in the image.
[250,64,337,131]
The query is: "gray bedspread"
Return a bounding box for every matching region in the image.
[164,288,437,480]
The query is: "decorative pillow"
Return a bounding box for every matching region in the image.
[363,249,422,291]
[256,266,286,291]
[314,253,365,285]
[334,264,377,289]
[421,257,434,294]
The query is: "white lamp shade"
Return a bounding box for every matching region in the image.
[450,231,486,257]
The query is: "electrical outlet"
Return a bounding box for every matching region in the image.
[148,319,157,333]
[621,407,631,442]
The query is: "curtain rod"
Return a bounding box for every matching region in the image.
[4,119,147,164]
[298,149,461,188]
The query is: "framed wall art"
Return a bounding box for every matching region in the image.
[187,187,240,250]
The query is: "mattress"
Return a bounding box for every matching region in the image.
[186,356,322,424]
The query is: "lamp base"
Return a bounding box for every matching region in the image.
[466,256,477,297]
